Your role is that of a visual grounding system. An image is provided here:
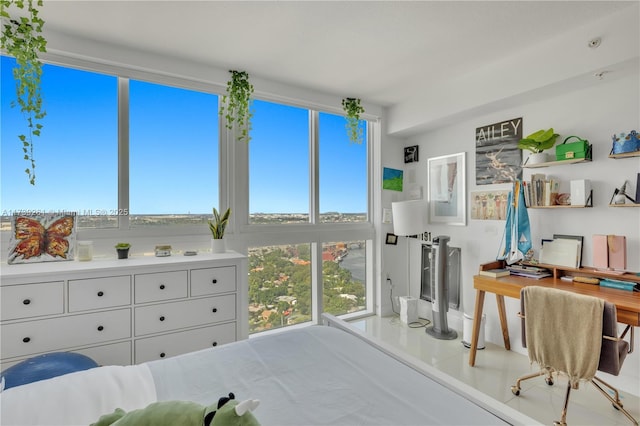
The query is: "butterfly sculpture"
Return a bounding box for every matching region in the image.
[10,215,75,262]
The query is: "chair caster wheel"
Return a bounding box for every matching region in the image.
[511,386,520,396]
[545,377,554,386]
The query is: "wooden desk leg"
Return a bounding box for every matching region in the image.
[469,289,486,367]
[496,294,511,351]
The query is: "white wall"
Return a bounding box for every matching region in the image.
[393,70,639,394]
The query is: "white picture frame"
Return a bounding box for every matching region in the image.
[427,152,466,225]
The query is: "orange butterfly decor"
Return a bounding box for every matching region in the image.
[9,214,76,263]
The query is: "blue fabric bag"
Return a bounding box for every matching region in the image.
[497,180,532,265]
[611,130,639,154]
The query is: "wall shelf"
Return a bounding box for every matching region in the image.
[522,158,592,169]
[608,151,640,159]
[609,203,640,207]
[529,204,592,209]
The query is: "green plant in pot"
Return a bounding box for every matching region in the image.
[342,98,365,144]
[115,242,131,259]
[220,70,254,143]
[208,207,230,253]
[1,0,48,185]
[518,128,559,165]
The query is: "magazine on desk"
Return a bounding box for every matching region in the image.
[506,264,552,279]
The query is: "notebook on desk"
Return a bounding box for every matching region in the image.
[539,239,581,268]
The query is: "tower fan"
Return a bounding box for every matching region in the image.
[425,235,457,340]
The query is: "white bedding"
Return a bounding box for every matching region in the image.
[0,364,156,426]
[148,324,529,425]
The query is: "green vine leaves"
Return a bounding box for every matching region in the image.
[220,70,254,143]
[342,98,365,144]
[1,0,47,185]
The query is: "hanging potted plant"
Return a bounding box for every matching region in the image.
[219,70,254,143]
[208,207,231,253]
[518,128,559,165]
[1,0,47,185]
[342,98,365,144]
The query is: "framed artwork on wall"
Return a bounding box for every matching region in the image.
[8,212,77,264]
[475,117,523,185]
[427,152,466,226]
[404,145,419,163]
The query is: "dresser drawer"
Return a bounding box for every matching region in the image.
[191,266,236,296]
[1,309,131,359]
[134,294,235,336]
[135,322,236,363]
[69,276,131,312]
[134,271,187,303]
[75,341,132,366]
[1,282,64,321]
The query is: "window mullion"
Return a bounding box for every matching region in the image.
[309,110,319,224]
[118,77,130,230]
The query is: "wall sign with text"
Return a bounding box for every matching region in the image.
[475,117,523,185]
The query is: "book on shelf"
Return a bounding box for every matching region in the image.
[599,279,638,292]
[479,268,511,278]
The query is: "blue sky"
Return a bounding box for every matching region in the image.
[1,56,366,215]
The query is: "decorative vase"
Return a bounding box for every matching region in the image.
[116,248,129,259]
[527,152,548,165]
[211,238,226,253]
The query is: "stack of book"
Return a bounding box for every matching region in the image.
[523,174,560,207]
[506,264,552,279]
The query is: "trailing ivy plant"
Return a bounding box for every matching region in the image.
[220,70,254,143]
[342,98,365,144]
[1,0,47,185]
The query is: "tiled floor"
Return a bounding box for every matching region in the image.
[349,315,639,426]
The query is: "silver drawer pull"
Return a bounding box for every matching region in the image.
[97,291,104,297]
[159,284,166,290]
[22,299,31,305]
[159,316,165,321]
[212,308,218,313]
[22,337,31,343]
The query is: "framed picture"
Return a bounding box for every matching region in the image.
[427,152,466,225]
[385,233,398,245]
[382,167,403,191]
[470,189,510,220]
[475,117,522,185]
[8,212,77,264]
[404,145,419,163]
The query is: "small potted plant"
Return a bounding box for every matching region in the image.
[115,242,131,259]
[208,207,231,253]
[518,128,559,165]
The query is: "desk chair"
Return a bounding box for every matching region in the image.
[510,286,636,426]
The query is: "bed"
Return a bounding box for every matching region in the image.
[0,314,539,425]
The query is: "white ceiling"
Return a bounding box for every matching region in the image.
[19,1,640,133]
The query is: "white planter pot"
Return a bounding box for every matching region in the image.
[211,238,226,253]
[527,152,548,165]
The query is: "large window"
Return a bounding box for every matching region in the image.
[129,80,219,227]
[319,112,367,222]
[1,57,118,229]
[249,100,309,224]
[322,240,366,316]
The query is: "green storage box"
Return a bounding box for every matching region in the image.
[556,136,591,161]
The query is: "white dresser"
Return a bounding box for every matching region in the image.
[0,252,248,369]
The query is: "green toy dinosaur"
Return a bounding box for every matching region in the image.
[91,392,260,426]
